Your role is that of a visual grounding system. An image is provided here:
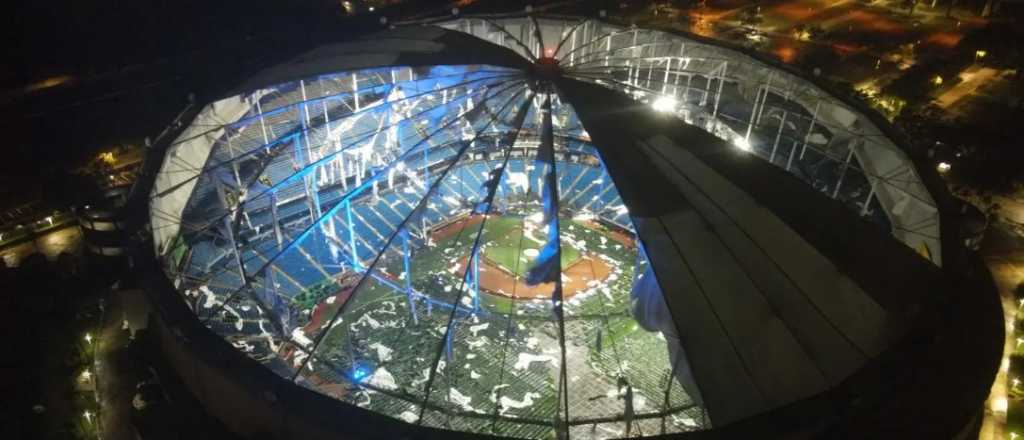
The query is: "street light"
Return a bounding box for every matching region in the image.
[994,396,1009,414]
[84,333,92,344]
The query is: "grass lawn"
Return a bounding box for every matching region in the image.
[479,215,581,278]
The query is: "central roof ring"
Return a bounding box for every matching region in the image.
[528,56,561,92]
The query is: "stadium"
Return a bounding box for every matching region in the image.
[135,10,1001,440]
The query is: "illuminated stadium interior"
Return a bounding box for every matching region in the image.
[148,14,952,439]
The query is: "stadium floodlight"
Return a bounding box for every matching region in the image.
[142,12,996,440]
[651,95,678,113]
[732,137,752,151]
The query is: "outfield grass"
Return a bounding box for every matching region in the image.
[479,216,581,278]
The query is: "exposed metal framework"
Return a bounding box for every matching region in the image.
[146,14,948,440]
[439,16,941,266]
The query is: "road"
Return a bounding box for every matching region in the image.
[936,66,1000,108]
[0,225,82,267]
[96,290,142,440]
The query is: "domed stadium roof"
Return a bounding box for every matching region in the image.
[142,13,999,440]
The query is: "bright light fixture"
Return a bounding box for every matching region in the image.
[651,96,678,113]
[733,137,752,151]
[993,397,1008,414]
[937,162,951,173]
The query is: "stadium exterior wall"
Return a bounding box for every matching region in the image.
[134,236,1001,439]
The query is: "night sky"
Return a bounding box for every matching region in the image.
[2,0,356,205]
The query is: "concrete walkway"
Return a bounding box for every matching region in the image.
[95,291,142,440]
[936,66,1000,109]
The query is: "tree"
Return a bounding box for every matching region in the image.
[902,0,919,15]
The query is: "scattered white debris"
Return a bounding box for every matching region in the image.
[399,411,419,423]
[367,367,398,390]
[470,370,481,380]
[354,390,372,407]
[526,337,539,349]
[678,415,698,427]
[223,305,244,331]
[514,353,555,370]
[378,301,397,315]
[291,350,309,368]
[199,285,219,308]
[499,392,541,414]
[291,328,313,347]
[326,296,336,304]
[369,342,394,362]
[353,314,382,330]
[468,323,489,337]
[489,384,511,403]
[635,394,648,411]
[448,388,475,411]
[412,367,431,387]
[256,319,280,352]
